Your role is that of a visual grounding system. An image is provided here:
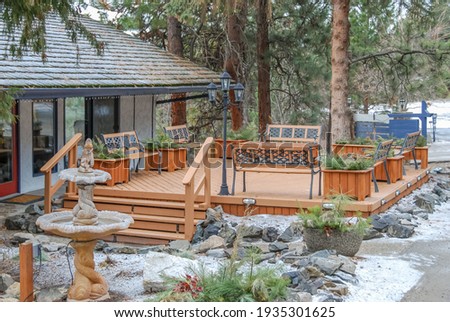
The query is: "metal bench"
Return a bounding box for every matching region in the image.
[101,131,161,173]
[231,141,321,199]
[395,131,420,175]
[371,139,394,192]
[264,124,321,144]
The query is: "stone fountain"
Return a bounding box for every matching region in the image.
[36,139,134,301]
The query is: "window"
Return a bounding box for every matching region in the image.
[33,101,56,176]
[65,97,86,145]
[87,97,119,140]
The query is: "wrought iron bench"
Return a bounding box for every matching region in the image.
[231,142,321,199]
[394,131,420,175]
[264,124,321,144]
[101,131,161,173]
[164,124,201,164]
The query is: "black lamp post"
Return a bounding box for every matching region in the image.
[399,98,407,111]
[207,72,244,195]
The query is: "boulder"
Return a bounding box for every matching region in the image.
[310,256,343,275]
[169,240,191,252]
[5,282,20,298]
[143,252,200,292]
[278,226,294,242]
[203,223,222,240]
[239,225,262,241]
[36,287,67,302]
[262,227,278,242]
[268,241,288,252]
[414,194,435,213]
[218,223,236,247]
[0,274,14,292]
[387,224,414,238]
[196,235,225,253]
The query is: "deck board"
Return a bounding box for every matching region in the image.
[91,158,429,217]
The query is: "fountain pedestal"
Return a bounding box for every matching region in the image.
[36,139,134,301]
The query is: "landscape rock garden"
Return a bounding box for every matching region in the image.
[1,167,449,302]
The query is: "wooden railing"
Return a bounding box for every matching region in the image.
[182,137,213,240]
[40,133,82,214]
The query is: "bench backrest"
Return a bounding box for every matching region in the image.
[164,124,190,143]
[232,142,319,169]
[101,131,143,159]
[373,139,393,164]
[401,131,421,153]
[265,124,321,143]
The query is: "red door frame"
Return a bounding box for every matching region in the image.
[0,104,18,197]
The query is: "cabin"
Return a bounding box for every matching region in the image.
[0,13,217,198]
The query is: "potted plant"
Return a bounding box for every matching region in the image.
[322,154,374,201]
[92,137,129,186]
[215,125,258,159]
[143,132,187,172]
[402,135,428,169]
[332,137,375,155]
[298,194,371,256]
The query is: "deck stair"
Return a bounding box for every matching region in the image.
[62,193,207,245]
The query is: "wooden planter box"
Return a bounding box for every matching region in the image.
[323,168,372,201]
[93,158,130,186]
[146,148,187,172]
[374,155,404,183]
[214,139,248,159]
[403,146,428,169]
[332,144,374,156]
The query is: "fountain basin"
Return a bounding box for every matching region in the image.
[36,211,134,241]
[59,168,111,185]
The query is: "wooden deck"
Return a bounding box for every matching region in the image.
[62,158,430,245]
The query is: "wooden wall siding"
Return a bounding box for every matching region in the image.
[61,158,429,244]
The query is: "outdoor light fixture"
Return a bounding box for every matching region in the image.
[322,203,335,210]
[242,198,256,206]
[395,190,401,196]
[407,182,412,188]
[399,98,407,111]
[208,71,245,195]
[426,170,430,174]
[417,175,421,181]
[207,82,217,102]
[381,199,386,205]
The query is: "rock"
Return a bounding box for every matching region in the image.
[169,240,191,252]
[224,247,247,260]
[143,252,200,292]
[370,213,398,232]
[5,282,20,298]
[241,241,270,253]
[387,223,415,238]
[196,235,225,253]
[25,203,44,215]
[268,241,288,252]
[363,228,383,240]
[42,242,65,253]
[239,225,262,241]
[218,223,236,247]
[335,256,357,275]
[397,213,413,221]
[213,205,224,215]
[432,186,446,198]
[305,266,323,278]
[204,208,223,225]
[205,249,227,258]
[203,223,222,239]
[192,224,204,244]
[293,291,313,302]
[395,205,414,214]
[262,227,278,242]
[0,274,15,292]
[0,297,19,302]
[12,232,36,243]
[414,194,435,213]
[278,226,294,242]
[437,180,450,191]
[310,257,342,275]
[415,212,429,220]
[325,283,349,296]
[36,287,67,302]
[5,214,27,230]
[282,271,301,285]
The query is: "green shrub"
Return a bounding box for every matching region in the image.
[324,154,373,170]
[92,136,125,159]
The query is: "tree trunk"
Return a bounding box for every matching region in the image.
[256,0,271,139]
[225,0,247,131]
[167,16,187,126]
[330,0,352,142]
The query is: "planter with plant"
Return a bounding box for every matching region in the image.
[92,137,129,186]
[332,137,375,155]
[322,154,374,201]
[215,126,258,159]
[403,135,428,169]
[143,133,187,172]
[298,194,371,256]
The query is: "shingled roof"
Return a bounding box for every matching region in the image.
[0,13,218,89]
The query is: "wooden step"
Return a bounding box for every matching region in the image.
[64,195,207,211]
[131,214,200,225]
[116,228,185,241]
